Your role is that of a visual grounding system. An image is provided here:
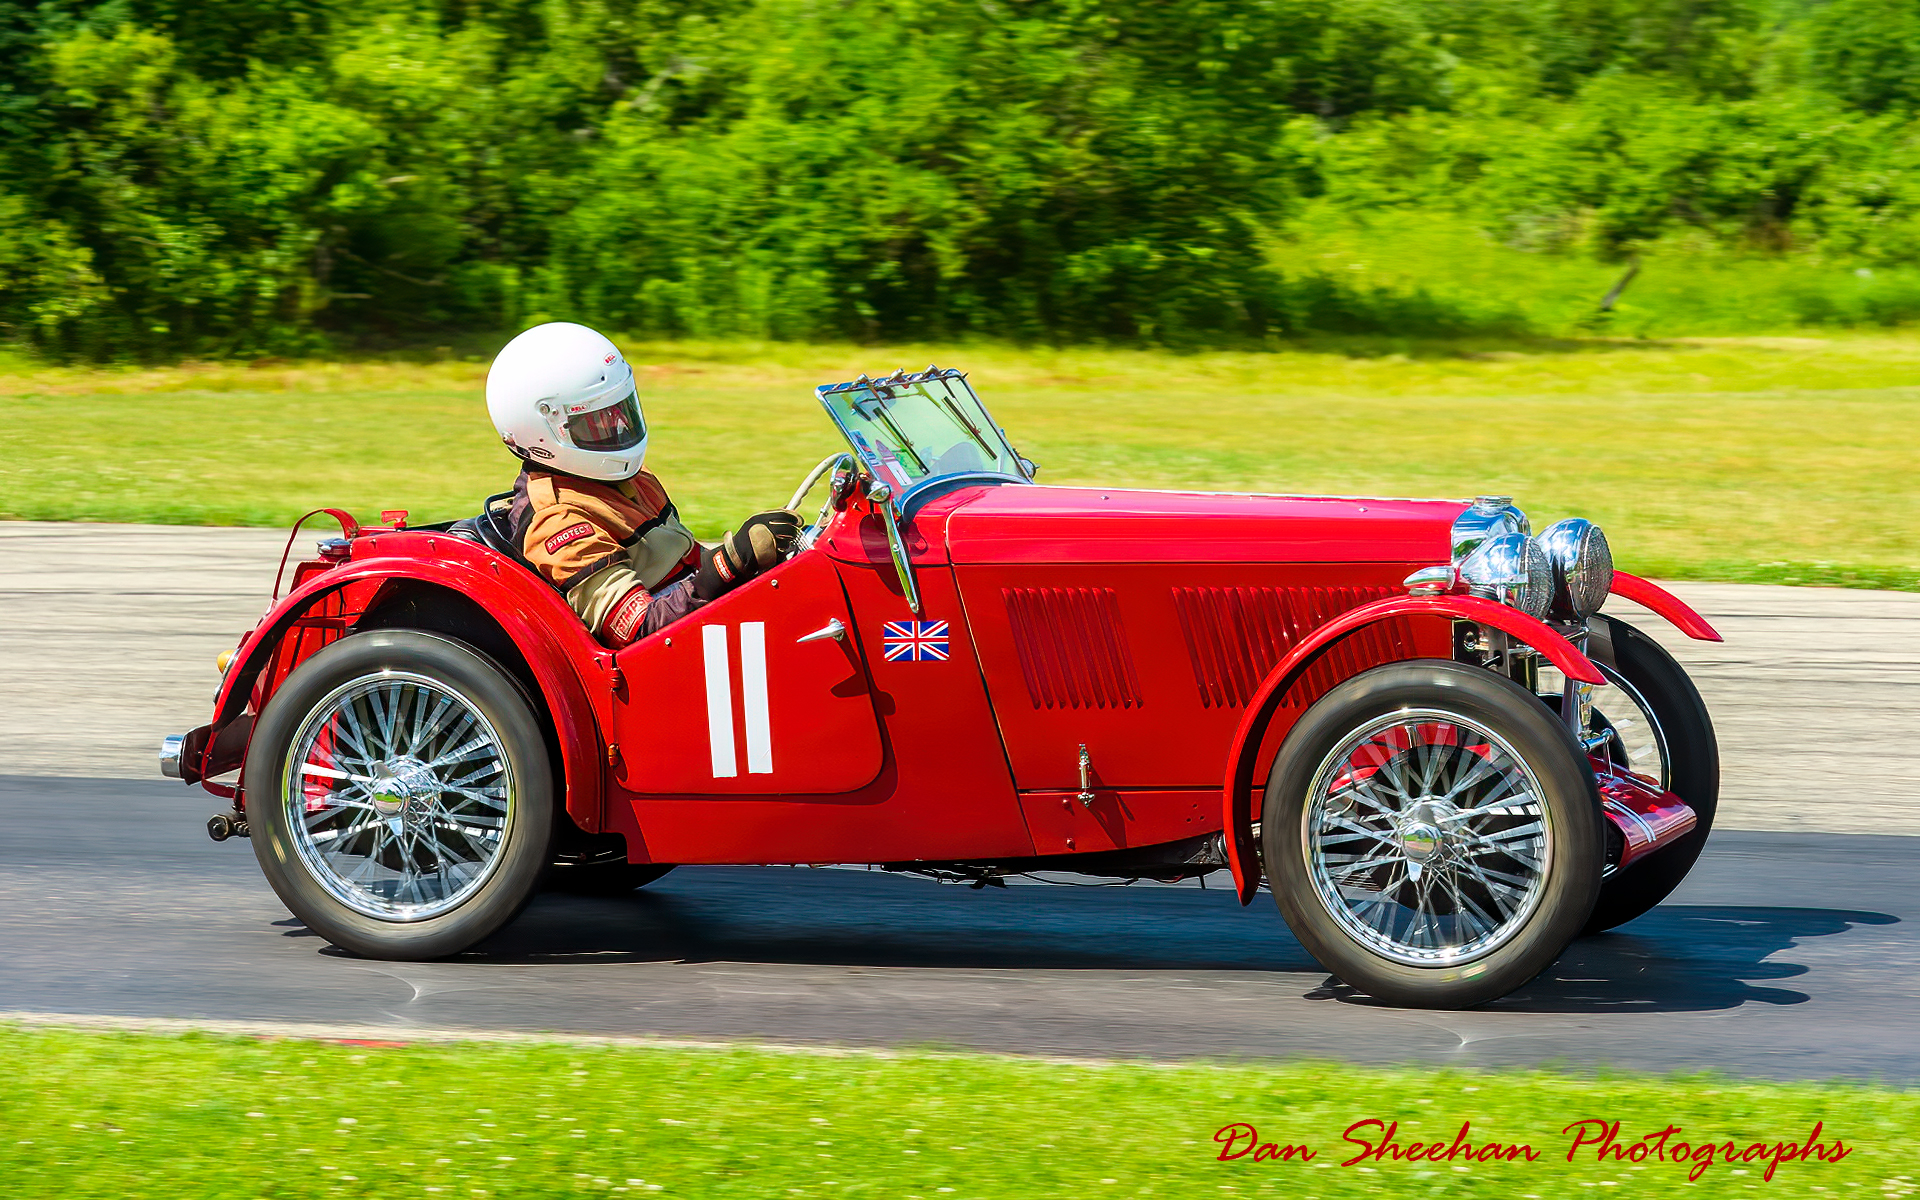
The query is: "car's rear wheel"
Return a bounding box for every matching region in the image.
[246,630,553,959]
[1265,660,1604,1008]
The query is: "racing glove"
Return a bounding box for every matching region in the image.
[694,509,803,600]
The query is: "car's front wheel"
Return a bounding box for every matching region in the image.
[1580,613,1719,934]
[1265,660,1603,1008]
[246,630,553,960]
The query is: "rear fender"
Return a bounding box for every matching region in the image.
[1609,571,1723,642]
[204,547,608,831]
[1220,594,1605,905]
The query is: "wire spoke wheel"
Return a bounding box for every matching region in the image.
[1305,708,1553,967]
[283,671,515,922]
[1538,659,1670,791]
[1590,662,1669,789]
[250,630,552,960]
[1266,660,1603,1007]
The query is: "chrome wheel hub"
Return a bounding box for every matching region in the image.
[1304,709,1553,967]
[368,758,438,830]
[282,672,513,922]
[1396,810,1447,865]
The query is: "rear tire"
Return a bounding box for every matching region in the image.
[1264,660,1603,1008]
[246,630,553,960]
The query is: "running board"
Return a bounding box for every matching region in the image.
[1593,761,1697,870]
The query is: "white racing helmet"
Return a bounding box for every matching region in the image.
[486,322,647,481]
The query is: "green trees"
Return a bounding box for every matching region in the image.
[0,0,1918,355]
[548,0,1402,343]
[1811,0,1920,114]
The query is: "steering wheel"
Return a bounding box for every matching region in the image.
[786,453,856,554]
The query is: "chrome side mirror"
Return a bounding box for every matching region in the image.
[867,481,922,615]
[1018,456,1039,480]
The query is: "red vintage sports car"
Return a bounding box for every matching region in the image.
[162,366,1721,1008]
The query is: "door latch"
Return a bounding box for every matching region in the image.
[797,617,847,644]
[1077,744,1095,808]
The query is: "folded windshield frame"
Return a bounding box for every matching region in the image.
[815,367,1031,509]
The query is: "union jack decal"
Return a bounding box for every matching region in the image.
[882,620,950,662]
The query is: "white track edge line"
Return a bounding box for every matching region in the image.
[0,1010,1184,1069]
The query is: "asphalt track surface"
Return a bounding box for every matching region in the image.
[6,523,1920,1082]
[6,775,1916,1083]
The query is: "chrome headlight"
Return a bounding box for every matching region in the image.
[1536,517,1614,619]
[1458,531,1554,619]
[1450,495,1530,562]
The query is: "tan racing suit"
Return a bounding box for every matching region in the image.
[509,466,705,648]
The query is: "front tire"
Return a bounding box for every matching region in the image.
[1580,614,1719,933]
[246,630,554,960]
[1265,660,1603,1008]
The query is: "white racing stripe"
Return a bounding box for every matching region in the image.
[702,625,737,778]
[740,622,773,775]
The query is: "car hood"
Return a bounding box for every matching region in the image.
[936,484,1466,566]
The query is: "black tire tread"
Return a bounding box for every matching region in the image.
[246,629,554,960]
[1263,659,1604,1009]
[1582,614,1720,934]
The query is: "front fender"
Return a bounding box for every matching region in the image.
[1609,571,1723,642]
[205,540,608,831]
[1219,594,1605,905]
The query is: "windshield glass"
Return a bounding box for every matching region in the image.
[816,368,1026,496]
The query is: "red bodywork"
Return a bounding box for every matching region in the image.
[1610,571,1725,642]
[183,482,1720,879]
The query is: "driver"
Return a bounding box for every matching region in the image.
[486,322,802,648]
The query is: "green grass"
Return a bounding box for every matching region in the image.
[2,333,1919,586]
[1,1025,1907,1198]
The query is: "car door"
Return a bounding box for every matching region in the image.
[607,548,884,795]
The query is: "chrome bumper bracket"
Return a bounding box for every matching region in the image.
[159,733,186,779]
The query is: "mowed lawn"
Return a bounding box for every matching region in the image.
[2,334,1917,586]
[0,1026,1902,1199]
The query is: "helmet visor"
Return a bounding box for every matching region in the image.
[566,389,646,452]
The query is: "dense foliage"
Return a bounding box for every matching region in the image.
[1,0,1919,354]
